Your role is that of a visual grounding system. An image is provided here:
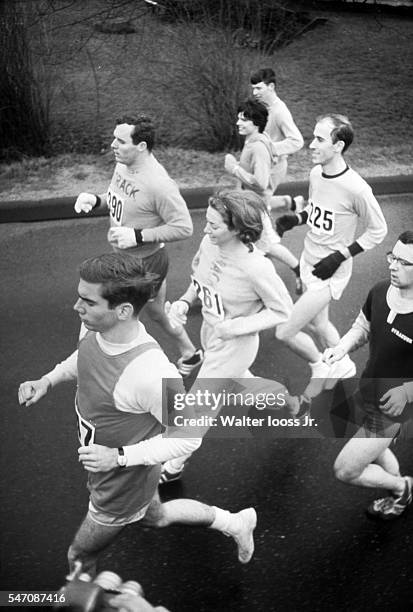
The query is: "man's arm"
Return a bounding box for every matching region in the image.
[140,186,193,244]
[18,351,78,406]
[78,354,201,473]
[74,193,107,214]
[351,186,388,253]
[225,143,271,192]
[268,101,304,157]
[323,310,370,364]
[110,186,193,249]
[380,382,413,417]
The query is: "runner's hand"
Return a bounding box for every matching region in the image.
[109,227,137,249]
[18,377,50,407]
[165,300,188,329]
[312,251,346,280]
[275,214,299,238]
[215,318,244,340]
[224,154,238,174]
[78,444,118,472]
[74,192,98,214]
[379,385,408,417]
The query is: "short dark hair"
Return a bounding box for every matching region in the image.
[316,113,354,153]
[116,114,155,151]
[208,189,266,247]
[237,99,268,133]
[399,231,413,245]
[250,67,276,87]
[79,252,159,316]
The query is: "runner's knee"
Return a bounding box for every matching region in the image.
[143,500,168,528]
[334,458,361,483]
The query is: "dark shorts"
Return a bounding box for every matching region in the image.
[356,391,402,439]
[139,247,169,296]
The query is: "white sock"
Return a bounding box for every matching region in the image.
[166,457,186,472]
[210,507,240,536]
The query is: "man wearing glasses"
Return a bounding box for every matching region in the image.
[324,231,413,520]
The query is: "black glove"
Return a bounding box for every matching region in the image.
[275,214,299,238]
[312,251,346,280]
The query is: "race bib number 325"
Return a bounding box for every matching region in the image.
[307,202,335,236]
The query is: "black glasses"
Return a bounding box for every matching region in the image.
[386,252,413,267]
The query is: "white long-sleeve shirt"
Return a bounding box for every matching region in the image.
[265,96,304,158]
[45,322,201,466]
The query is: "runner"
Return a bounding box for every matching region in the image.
[250,67,305,212]
[18,252,257,575]
[224,97,303,294]
[161,189,311,482]
[326,232,413,519]
[275,113,388,398]
[74,113,202,376]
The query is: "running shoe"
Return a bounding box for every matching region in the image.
[304,360,330,399]
[229,508,257,564]
[324,354,356,390]
[159,463,185,484]
[367,476,413,520]
[177,349,204,377]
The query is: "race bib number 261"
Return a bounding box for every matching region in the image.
[192,277,224,320]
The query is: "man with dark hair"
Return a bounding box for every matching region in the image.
[224,98,303,293]
[324,232,413,519]
[250,67,305,212]
[18,252,257,575]
[73,114,203,377]
[275,113,387,399]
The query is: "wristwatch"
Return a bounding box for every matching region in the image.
[117,447,127,468]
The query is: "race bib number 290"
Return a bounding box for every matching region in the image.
[75,401,95,446]
[192,277,224,320]
[307,202,335,236]
[107,189,124,226]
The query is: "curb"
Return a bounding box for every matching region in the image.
[1,174,412,223]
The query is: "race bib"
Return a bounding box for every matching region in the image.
[107,188,124,226]
[75,400,95,446]
[192,276,225,320]
[307,202,335,236]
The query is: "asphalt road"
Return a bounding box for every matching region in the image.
[1,195,413,611]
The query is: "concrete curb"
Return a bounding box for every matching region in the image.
[1,174,412,223]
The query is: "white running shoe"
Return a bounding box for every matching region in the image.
[159,462,185,484]
[229,508,257,564]
[324,354,356,390]
[304,360,331,399]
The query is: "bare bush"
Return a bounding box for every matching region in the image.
[140,23,269,151]
[152,0,315,52]
[0,1,49,161]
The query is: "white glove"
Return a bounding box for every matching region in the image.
[224,154,238,175]
[108,227,137,249]
[74,192,98,214]
[165,300,189,329]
